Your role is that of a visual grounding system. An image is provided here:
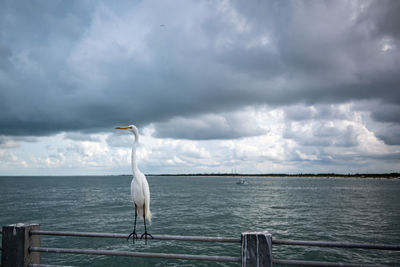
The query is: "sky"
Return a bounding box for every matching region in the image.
[0,0,400,175]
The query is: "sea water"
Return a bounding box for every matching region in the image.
[1,176,399,266]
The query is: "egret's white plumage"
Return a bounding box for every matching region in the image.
[116,124,152,241]
[131,171,152,223]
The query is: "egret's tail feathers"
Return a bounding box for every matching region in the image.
[145,204,152,224]
[136,204,151,224]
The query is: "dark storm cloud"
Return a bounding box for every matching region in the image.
[366,0,400,38]
[0,0,399,139]
[152,112,265,140]
[283,123,358,147]
[355,101,400,145]
[369,104,400,124]
[375,124,400,146]
[283,105,351,122]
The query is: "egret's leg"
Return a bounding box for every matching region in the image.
[140,204,153,241]
[127,205,138,242]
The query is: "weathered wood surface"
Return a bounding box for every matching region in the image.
[1,223,40,267]
[241,231,272,267]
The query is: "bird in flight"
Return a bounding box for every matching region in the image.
[116,125,153,242]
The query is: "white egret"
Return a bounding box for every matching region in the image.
[116,125,152,241]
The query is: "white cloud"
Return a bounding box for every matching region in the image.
[1,104,399,175]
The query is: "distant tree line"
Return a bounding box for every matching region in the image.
[148,173,400,178]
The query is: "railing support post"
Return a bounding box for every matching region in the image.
[241,231,272,267]
[1,223,41,267]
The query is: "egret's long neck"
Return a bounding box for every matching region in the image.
[131,130,139,174]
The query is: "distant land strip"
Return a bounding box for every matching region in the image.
[144,173,400,179]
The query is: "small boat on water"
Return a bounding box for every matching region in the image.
[236,178,249,185]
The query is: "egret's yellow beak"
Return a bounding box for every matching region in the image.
[115,126,132,130]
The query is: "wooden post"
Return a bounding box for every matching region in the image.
[241,231,272,267]
[1,223,41,267]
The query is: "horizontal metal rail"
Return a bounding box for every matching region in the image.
[272,238,400,250]
[30,230,400,250]
[29,247,241,262]
[28,264,75,267]
[30,230,240,243]
[273,259,389,267]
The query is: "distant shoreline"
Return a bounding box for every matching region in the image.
[145,173,400,179]
[1,173,398,179]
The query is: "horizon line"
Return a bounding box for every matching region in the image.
[1,172,399,177]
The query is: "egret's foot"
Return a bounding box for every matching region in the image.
[127,231,138,243]
[140,231,153,241]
